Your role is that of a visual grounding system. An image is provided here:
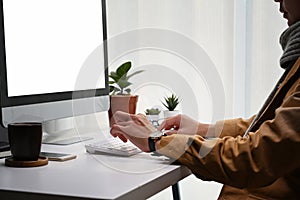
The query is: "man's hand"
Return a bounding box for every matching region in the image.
[158,114,210,137]
[110,111,157,152]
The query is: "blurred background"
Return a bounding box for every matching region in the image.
[104,0,287,199]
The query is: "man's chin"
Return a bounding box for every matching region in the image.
[287,19,293,26]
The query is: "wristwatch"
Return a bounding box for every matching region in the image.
[148,130,166,152]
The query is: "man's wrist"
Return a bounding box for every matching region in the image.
[148,130,166,152]
[198,123,216,137]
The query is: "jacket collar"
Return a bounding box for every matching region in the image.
[250,56,300,133]
[276,56,300,94]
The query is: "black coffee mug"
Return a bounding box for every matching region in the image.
[8,122,42,161]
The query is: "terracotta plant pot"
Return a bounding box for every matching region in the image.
[108,95,138,127]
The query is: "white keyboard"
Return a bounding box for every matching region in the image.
[85,138,141,157]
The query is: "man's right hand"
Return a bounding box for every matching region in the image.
[158,114,210,137]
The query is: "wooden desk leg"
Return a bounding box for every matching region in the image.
[172,183,180,200]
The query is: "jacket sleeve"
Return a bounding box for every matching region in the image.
[157,83,300,189]
[214,115,255,138]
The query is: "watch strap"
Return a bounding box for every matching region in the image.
[148,131,166,152]
[148,137,156,152]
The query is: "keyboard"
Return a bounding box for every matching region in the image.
[85,138,141,157]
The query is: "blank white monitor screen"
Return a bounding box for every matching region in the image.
[0,0,109,127]
[4,0,105,97]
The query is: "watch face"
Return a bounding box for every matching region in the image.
[150,131,164,138]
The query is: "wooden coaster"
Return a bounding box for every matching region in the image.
[5,156,48,168]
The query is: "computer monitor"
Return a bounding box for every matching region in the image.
[0,0,109,145]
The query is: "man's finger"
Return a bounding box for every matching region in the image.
[117,134,128,143]
[113,111,134,123]
[158,115,180,130]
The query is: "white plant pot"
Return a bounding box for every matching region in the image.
[163,110,179,118]
[146,114,160,122]
[146,114,160,127]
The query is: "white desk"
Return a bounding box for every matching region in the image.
[0,141,191,199]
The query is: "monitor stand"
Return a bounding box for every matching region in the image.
[42,113,107,145]
[0,142,11,158]
[42,132,93,145]
[0,141,9,151]
[0,126,11,158]
[42,117,92,145]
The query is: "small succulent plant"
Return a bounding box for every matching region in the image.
[145,108,161,115]
[162,94,180,111]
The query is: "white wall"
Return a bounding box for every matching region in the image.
[245,0,287,116]
[106,0,288,199]
[107,0,235,123]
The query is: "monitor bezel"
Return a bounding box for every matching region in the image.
[0,0,109,112]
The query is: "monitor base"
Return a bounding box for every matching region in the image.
[0,141,11,158]
[42,136,92,145]
[0,141,9,151]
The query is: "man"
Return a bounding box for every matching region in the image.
[111,0,300,199]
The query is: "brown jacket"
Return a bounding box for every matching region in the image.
[157,57,300,199]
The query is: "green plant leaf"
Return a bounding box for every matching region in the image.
[145,108,161,115]
[125,88,131,94]
[162,94,180,111]
[109,61,144,95]
[109,72,120,82]
[127,70,144,80]
[119,74,129,82]
[110,85,121,94]
[162,101,170,110]
[109,86,115,93]
[114,87,121,92]
[116,61,131,77]
[117,80,131,89]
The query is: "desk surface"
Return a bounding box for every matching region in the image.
[0,140,190,200]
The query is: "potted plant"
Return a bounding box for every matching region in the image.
[145,108,161,128]
[145,108,161,115]
[108,61,143,127]
[162,94,180,118]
